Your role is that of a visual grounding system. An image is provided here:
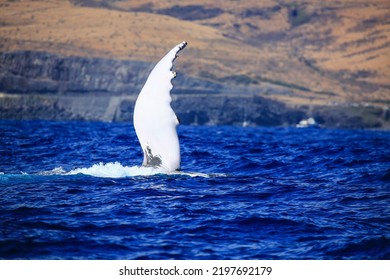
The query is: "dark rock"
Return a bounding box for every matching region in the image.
[312,105,386,129]
[0,51,231,96]
[0,51,151,95]
[0,50,388,129]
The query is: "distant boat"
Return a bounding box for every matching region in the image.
[296,117,320,128]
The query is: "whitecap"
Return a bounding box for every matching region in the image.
[66,162,162,178]
[65,162,213,178]
[38,167,67,175]
[4,162,218,179]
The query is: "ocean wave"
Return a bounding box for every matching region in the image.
[2,120,389,259]
[0,162,219,179]
[66,162,161,178]
[37,162,212,178]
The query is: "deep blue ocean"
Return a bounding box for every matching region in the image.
[0,120,389,259]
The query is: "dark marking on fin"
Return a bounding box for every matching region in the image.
[179,41,187,50]
[144,146,162,167]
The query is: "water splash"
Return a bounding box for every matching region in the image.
[67,162,166,178]
[36,162,212,178]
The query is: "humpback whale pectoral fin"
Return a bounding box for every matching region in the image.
[134,41,187,172]
[143,146,162,167]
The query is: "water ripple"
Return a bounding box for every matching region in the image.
[0,120,389,259]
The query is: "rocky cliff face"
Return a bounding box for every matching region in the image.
[0,51,145,94]
[0,51,230,96]
[0,50,295,124]
[0,51,142,94]
[0,50,389,129]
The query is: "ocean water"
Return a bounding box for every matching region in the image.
[0,120,389,260]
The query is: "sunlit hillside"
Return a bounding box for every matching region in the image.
[0,0,389,106]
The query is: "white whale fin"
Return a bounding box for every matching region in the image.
[133,41,187,172]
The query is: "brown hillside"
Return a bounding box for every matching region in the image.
[0,0,389,106]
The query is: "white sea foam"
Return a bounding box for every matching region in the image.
[25,162,217,178]
[65,162,165,178]
[63,162,212,178]
[39,167,67,175]
[2,163,217,178]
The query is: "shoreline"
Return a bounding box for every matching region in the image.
[1,93,389,129]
